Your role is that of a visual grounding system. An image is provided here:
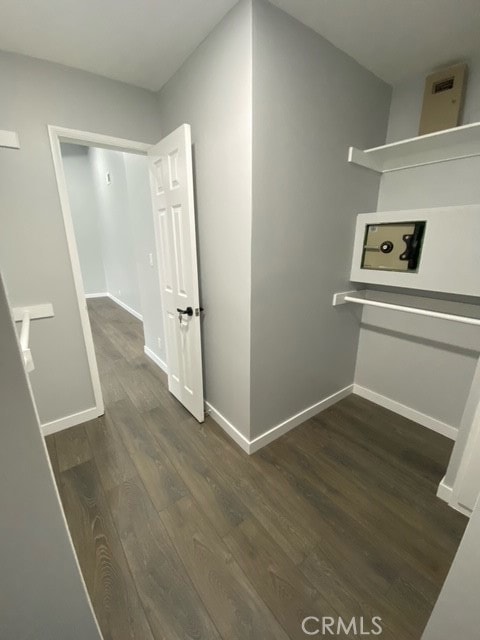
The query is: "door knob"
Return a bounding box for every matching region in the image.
[177,306,193,318]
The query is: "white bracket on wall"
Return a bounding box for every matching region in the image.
[0,130,20,149]
[332,290,367,306]
[12,304,54,373]
[332,290,480,327]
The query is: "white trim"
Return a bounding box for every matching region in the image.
[0,129,20,149]
[437,477,472,517]
[144,345,168,374]
[206,384,354,455]
[49,125,151,154]
[108,293,143,321]
[49,126,105,418]
[437,477,453,502]
[40,406,101,436]
[85,292,108,299]
[48,125,156,424]
[249,384,354,453]
[353,384,458,441]
[205,402,251,453]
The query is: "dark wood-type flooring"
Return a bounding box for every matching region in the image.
[46,296,467,639]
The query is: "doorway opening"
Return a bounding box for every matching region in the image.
[48,125,204,428]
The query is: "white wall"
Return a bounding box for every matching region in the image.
[354,54,480,436]
[249,0,391,439]
[60,144,106,294]
[0,50,161,426]
[123,151,166,363]
[60,144,167,364]
[90,147,142,315]
[0,273,101,640]
[422,491,480,639]
[157,0,253,436]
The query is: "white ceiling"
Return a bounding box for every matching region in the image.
[0,0,479,91]
[271,0,480,84]
[0,0,238,91]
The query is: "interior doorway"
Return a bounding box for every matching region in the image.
[49,125,205,426]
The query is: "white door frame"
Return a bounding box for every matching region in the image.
[48,125,154,419]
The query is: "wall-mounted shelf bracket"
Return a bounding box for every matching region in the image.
[13,304,54,372]
[0,130,20,149]
[332,290,366,306]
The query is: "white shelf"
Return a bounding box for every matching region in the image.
[348,121,480,173]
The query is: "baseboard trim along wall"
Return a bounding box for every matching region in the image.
[143,346,168,374]
[85,292,143,321]
[353,384,458,441]
[437,476,472,517]
[41,406,101,437]
[206,384,354,454]
[437,477,453,502]
[204,402,251,453]
[248,384,354,453]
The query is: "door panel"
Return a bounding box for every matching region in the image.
[148,124,204,422]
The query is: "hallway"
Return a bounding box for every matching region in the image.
[46,297,467,640]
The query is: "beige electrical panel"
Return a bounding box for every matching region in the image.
[361,222,426,272]
[419,63,467,135]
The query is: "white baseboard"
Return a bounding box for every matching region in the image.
[107,293,143,321]
[437,476,472,517]
[353,384,458,441]
[41,406,102,436]
[85,292,108,299]
[144,345,168,374]
[437,476,453,502]
[205,402,251,453]
[249,384,354,453]
[206,384,354,455]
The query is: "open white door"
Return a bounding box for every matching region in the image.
[148,124,204,422]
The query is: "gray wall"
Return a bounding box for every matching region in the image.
[0,274,101,640]
[0,50,161,425]
[249,0,391,438]
[422,493,480,639]
[90,147,142,315]
[157,0,253,435]
[61,144,106,295]
[355,55,480,434]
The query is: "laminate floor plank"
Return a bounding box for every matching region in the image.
[55,423,93,472]
[57,460,155,640]
[223,516,337,640]
[45,433,59,479]
[160,496,290,640]
[86,413,138,493]
[290,414,466,542]
[258,439,451,585]
[143,407,249,537]
[107,477,223,640]
[191,417,321,565]
[46,297,468,640]
[108,397,189,512]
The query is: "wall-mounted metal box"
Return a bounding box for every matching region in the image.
[350,205,480,297]
[419,63,468,135]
